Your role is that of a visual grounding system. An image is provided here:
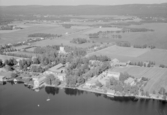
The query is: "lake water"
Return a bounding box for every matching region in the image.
[0,82,167,115]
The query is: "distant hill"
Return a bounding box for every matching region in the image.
[0,3,167,24]
[0,3,167,16]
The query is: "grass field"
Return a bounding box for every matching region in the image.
[88,45,167,65]
[111,66,167,93]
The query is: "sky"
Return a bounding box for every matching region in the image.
[0,0,167,6]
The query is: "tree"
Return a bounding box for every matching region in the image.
[11,73,18,78]
[159,87,166,95]
[5,65,13,71]
[0,59,3,67]
[95,80,103,88]
[145,91,149,97]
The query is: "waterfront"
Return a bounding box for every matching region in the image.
[0,83,167,115]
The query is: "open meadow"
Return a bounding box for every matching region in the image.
[111,66,167,93]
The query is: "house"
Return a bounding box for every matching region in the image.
[32,76,46,89]
[107,71,120,80]
[85,80,96,87]
[0,75,6,82]
[44,71,65,81]
[124,77,136,86]
[44,63,66,81]
[111,58,127,67]
[48,63,65,73]
[16,58,24,66]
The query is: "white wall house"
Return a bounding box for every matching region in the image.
[107,71,120,80]
[33,76,46,89]
[59,46,67,54]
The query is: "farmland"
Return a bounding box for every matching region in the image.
[88,45,167,65]
[111,66,167,93]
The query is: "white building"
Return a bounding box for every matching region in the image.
[33,76,46,89]
[107,71,120,80]
[59,46,67,54]
[124,77,136,86]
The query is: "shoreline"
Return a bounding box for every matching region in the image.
[44,84,167,102]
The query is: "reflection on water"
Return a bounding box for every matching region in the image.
[64,88,84,96]
[45,87,59,95]
[0,83,167,115]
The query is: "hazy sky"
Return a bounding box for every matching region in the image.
[0,0,167,6]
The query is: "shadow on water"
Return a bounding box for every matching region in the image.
[103,95,138,103]
[157,100,167,115]
[64,88,84,96]
[45,87,59,95]
[94,93,102,97]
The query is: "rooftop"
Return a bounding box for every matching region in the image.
[48,63,64,72]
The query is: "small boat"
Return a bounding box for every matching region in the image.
[46,96,50,101]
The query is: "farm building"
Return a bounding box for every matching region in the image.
[124,77,136,86]
[111,58,128,67]
[107,71,120,80]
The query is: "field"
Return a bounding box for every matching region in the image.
[111,66,167,93]
[88,45,167,65]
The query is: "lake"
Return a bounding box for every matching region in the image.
[0,82,167,115]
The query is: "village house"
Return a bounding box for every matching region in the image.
[32,75,46,89]
[44,63,66,81]
[107,71,120,80]
[111,58,129,67]
[124,77,136,86]
[0,75,6,82]
[85,80,96,88]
